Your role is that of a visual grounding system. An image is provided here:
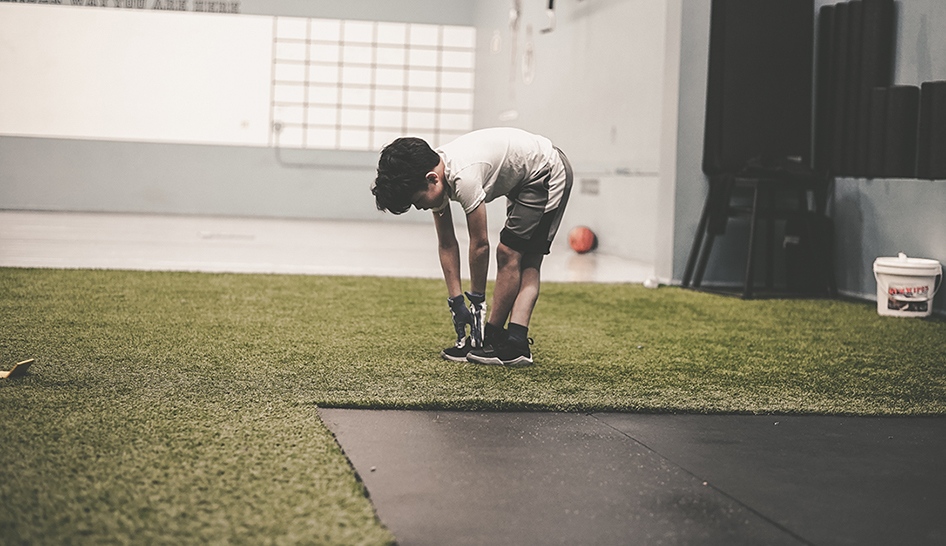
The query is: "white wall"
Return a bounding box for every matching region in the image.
[0,4,273,146]
[473,0,667,174]
[0,1,472,225]
[470,0,675,264]
[1,0,677,266]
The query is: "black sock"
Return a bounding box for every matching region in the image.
[484,322,506,345]
[507,323,529,346]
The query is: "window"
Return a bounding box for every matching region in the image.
[271,17,476,151]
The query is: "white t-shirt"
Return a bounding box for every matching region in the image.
[436,127,567,215]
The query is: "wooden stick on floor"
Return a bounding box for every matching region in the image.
[0,359,34,379]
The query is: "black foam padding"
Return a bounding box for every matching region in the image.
[883,85,920,178]
[702,0,727,175]
[814,4,836,171]
[702,0,814,175]
[843,1,863,176]
[917,81,946,180]
[855,0,895,175]
[867,87,887,178]
[830,2,851,175]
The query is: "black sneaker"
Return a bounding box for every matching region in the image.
[467,338,533,366]
[441,337,473,362]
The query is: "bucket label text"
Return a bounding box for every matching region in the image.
[888,285,930,298]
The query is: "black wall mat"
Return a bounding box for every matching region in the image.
[829,2,851,175]
[843,1,863,176]
[856,0,895,175]
[818,0,895,177]
[917,81,946,180]
[814,4,836,171]
[883,86,920,178]
[702,0,727,175]
[702,0,814,175]
[867,87,887,177]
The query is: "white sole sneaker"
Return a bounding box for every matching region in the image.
[466,343,533,366]
[441,338,473,362]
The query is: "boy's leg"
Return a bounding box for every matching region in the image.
[469,147,572,366]
[487,242,524,330]
[468,248,541,367]
[509,253,543,327]
[482,245,541,336]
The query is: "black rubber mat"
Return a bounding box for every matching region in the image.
[319,410,946,545]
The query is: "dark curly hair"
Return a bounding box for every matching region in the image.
[372,137,441,214]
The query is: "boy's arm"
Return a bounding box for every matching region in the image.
[433,205,463,298]
[465,202,490,295]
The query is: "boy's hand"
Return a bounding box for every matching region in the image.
[448,295,473,344]
[465,291,487,347]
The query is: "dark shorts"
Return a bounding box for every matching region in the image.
[500,148,574,255]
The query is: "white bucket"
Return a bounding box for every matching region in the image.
[873,253,942,317]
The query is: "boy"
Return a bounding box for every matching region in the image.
[371,127,573,366]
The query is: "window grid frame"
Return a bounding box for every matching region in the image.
[270,17,475,152]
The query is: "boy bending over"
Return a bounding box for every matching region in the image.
[372,127,573,366]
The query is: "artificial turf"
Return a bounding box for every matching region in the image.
[2,267,944,543]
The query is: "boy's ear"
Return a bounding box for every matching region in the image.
[425,170,439,184]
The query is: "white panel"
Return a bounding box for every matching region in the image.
[340,108,370,127]
[374,110,405,129]
[372,130,402,149]
[308,106,338,126]
[341,87,372,107]
[338,129,370,149]
[306,127,337,148]
[274,62,307,82]
[409,24,440,46]
[273,84,305,104]
[275,16,307,40]
[408,48,439,68]
[439,112,472,131]
[440,91,473,111]
[309,43,341,63]
[406,111,436,130]
[442,25,476,49]
[341,66,372,85]
[375,68,406,87]
[431,134,453,148]
[411,131,436,144]
[376,22,407,45]
[309,18,341,42]
[307,85,339,105]
[276,41,307,61]
[408,69,438,89]
[0,4,273,146]
[438,130,466,144]
[375,90,406,108]
[272,105,305,124]
[441,50,474,69]
[343,20,375,44]
[308,64,340,85]
[343,45,374,65]
[407,90,437,109]
[376,46,407,66]
[441,71,474,90]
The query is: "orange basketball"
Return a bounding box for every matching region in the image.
[568,226,597,254]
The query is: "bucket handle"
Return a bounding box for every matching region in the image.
[874,267,943,302]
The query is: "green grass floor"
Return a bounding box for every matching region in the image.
[2,268,944,544]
